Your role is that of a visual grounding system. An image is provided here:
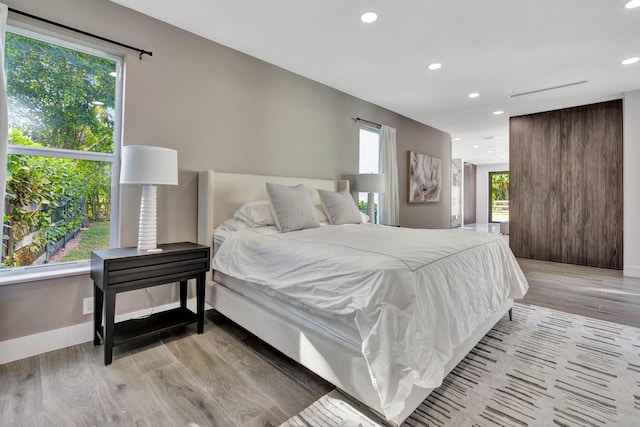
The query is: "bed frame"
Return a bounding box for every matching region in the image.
[197,170,512,425]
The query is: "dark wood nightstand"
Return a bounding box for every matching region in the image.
[90,242,210,365]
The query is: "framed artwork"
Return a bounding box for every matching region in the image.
[407,150,442,203]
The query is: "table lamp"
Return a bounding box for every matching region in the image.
[120,145,178,252]
[358,173,385,223]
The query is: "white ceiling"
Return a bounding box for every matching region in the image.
[111,0,640,165]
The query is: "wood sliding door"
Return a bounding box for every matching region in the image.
[510,100,623,269]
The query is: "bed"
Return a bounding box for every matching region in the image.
[197,170,528,425]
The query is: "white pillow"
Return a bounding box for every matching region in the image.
[317,190,362,225]
[266,183,320,232]
[233,201,275,228]
[315,203,329,224]
[217,217,252,232]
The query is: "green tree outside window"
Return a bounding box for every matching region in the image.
[3,31,118,267]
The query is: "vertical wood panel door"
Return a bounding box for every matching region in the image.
[604,102,624,269]
[561,101,623,268]
[510,111,563,262]
[510,100,623,269]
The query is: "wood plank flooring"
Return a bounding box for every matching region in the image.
[518,258,640,328]
[2,258,640,426]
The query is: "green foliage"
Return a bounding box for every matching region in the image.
[5,32,116,152]
[3,132,111,266]
[491,173,510,202]
[3,32,116,267]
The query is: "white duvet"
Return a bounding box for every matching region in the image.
[213,224,528,420]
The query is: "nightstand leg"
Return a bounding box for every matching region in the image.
[196,273,205,334]
[104,289,116,365]
[509,308,513,321]
[93,284,103,346]
[179,280,187,309]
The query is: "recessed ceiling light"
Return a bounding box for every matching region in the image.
[500,155,505,159]
[473,145,480,148]
[361,12,378,23]
[92,101,104,105]
[468,92,480,98]
[428,63,442,70]
[109,71,117,77]
[488,150,494,154]
[493,110,504,115]
[454,137,461,141]
[625,0,640,9]
[622,57,640,65]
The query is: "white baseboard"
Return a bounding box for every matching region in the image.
[0,298,212,365]
[624,265,640,278]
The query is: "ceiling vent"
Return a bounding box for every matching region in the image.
[509,80,588,98]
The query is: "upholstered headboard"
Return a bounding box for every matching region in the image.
[197,170,349,249]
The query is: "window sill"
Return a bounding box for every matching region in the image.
[0,262,90,286]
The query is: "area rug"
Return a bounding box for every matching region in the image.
[281,303,640,426]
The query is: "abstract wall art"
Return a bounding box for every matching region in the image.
[407,150,441,203]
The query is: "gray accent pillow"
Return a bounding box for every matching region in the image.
[266,183,320,232]
[317,190,363,225]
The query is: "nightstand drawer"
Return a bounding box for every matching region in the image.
[107,258,209,286]
[107,250,208,272]
[91,243,210,290]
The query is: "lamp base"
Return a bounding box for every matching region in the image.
[367,192,375,224]
[137,184,158,250]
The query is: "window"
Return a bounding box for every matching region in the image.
[489,171,509,223]
[358,126,380,223]
[2,26,122,273]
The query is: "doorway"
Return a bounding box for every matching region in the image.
[489,171,509,223]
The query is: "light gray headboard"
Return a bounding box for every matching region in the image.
[197,170,349,249]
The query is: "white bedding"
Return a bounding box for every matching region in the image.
[214,271,361,350]
[212,224,528,420]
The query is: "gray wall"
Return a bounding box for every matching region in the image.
[396,124,451,229]
[623,90,640,277]
[0,0,450,342]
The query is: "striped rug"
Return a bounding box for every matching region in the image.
[281,303,640,426]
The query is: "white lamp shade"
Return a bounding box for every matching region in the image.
[358,173,385,193]
[120,145,178,185]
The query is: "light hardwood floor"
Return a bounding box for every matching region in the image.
[1,259,640,426]
[518,258,640,328]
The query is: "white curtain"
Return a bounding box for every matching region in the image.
[0,4,8,234]
[379,125,399,225]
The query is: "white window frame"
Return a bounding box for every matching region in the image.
[0,25,123,284]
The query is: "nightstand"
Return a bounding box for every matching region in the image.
[91,242,210,365]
